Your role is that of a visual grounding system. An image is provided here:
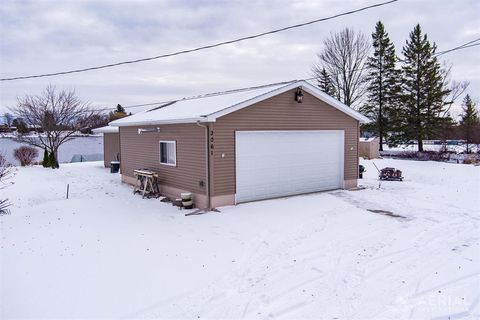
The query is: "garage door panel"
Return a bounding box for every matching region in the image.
[235,131,344,203]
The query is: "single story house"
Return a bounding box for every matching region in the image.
[92,125,120,167]
[359,137,380,159]
[110,80,370,208]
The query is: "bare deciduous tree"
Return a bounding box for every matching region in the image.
[11,86,98,168]
[3,113,14,127]
[0,153,13,188]
[439,64,469,115]
[312,27,370,108]
[436,66,469,151]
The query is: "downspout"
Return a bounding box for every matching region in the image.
[196,121,211,210]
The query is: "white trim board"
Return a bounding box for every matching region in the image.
[205,81,369,123]
[159,140,177,166]
[92,126,119,133]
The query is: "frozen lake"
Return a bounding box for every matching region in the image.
[0,136,103,165]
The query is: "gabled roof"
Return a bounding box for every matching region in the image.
[110,80,370,127]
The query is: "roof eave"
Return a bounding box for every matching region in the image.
[204,81,300,121]
[204,80,371,123]
[298,82,371,123]
[91,126,119,134]
[109,117,210,127]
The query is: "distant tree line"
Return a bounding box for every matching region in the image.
[313,22,479,152]
[0,113,29,134]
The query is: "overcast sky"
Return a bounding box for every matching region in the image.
[0,0,479,117]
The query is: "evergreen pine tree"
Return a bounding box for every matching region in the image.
[438,114,456,152]
[360,21,400,151]
[42,148,49,168]
[317,68,336,97]
[459,94,479,153]
[48,151,56,169]
[397,24,450,151]
[109,104,128,122]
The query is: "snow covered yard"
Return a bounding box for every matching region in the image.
[0,160,479,319]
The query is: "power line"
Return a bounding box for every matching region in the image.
[95,68,373,112]
[91,38,479,113]
[434,38,480,57]
[0,0,398,82]
[91,78,316,112]
[95,66,374,113]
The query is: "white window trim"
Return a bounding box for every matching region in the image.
[159,140,177,166]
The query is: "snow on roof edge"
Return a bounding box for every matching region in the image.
[201,81,296,119]
[204,80,370,124]
[298,81,370,124]
[109,82,294,127]
[92,126,119,133]
[110,117,207,127]
[111,80,370,127]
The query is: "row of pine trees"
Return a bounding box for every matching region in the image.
[318,22,478,152]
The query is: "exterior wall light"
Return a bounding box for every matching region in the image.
[295,88,304,103]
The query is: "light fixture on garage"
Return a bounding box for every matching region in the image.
[295,88,304,103]
[138,127,160,134]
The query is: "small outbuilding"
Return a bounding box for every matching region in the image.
[110,80,370,208]
[359,137,380,159]
[92,126,120,168]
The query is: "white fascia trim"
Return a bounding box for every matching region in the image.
[204,80,371,123]
[110,117,209,127]
[204,82,299,121]
[92,126,119,133]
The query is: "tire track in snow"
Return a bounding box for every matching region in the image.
[186,210,336,318]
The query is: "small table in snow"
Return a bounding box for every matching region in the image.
[133,169,160,198]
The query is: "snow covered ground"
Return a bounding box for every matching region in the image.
[0,136,103,165]
[0,159,479,319]
[382,143,479,154]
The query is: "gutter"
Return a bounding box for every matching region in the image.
[92,126,119,134]
[196,121,211,210]
[109,117,209,127]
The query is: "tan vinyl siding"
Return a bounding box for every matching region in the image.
[103,133,120,167]
[210,89,359,196]
[119,124,207,195]
[359,137,380,159]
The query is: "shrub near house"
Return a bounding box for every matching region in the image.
[13,146,38,166]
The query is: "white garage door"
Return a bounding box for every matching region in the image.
[235,130,344,203]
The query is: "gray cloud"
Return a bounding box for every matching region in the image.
[1,0,479,117]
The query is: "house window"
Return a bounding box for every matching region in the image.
[160,141,176,166]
